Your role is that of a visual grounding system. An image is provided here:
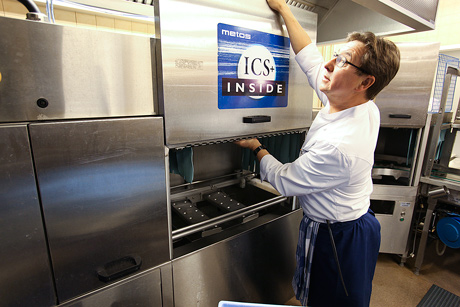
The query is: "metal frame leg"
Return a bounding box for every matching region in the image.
[414,197,437,275]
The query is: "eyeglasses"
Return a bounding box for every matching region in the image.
[333,52,371,75]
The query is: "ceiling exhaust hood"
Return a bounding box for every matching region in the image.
[292,0,439,43]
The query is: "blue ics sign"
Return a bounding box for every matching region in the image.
[218,23,290,109]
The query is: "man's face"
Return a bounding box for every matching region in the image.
[319,40,368,102]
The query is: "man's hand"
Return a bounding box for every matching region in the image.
[235,139,270,161]
[266,0,288,13]
[234,138,261,151]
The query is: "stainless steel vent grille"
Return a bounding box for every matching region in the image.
[390,0,438,22]
[286,0,340,25]
[125,0,154,5]
[286,0,316,11]
[171,129,307,150]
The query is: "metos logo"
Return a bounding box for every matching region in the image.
[221,29,251,40]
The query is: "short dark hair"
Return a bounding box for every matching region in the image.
[347,31,400,100]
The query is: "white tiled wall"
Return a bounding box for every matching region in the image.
[0,0,155,35]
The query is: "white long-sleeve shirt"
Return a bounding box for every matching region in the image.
[260,44,380,223]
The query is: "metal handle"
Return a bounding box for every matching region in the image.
[96,255,142,282]
[172,196,287,240]
[389,114,411,119]
[243,115,271,123]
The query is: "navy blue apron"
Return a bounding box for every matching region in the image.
[307,211,381,307]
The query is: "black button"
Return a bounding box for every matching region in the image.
[37,98,49,108]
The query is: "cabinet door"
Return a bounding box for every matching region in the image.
[0,125,55,306]
[59,264,169,307]
[377,42,439,128]
[30,117,169,302]
[0,17,156,123]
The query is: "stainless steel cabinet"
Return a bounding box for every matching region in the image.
[0,17,157,123]
[29,117,169,302]
[371,185,418,254]
[172,210,302,306]
[0,124,56,306]
[376,42,439,128]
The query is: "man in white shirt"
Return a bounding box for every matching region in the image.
[236,0,400,306]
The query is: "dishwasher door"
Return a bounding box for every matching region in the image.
[0,124,56,306]
[157,0,316,146]
[29,117,169,302]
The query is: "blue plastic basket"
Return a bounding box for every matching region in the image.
[437,215,460,249]
[429,54,460,113]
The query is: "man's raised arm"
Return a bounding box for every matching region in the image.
[266,0,312,54]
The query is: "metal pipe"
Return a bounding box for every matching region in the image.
[17,0,41,13]
[172,196,287,240]
[427,185,449,198]
[170,178,243,202]
[170,171,246,191]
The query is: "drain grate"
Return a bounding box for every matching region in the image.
[417,284,460,307]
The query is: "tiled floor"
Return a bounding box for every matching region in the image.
[285,239,460,306]
[371,240,460,307]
